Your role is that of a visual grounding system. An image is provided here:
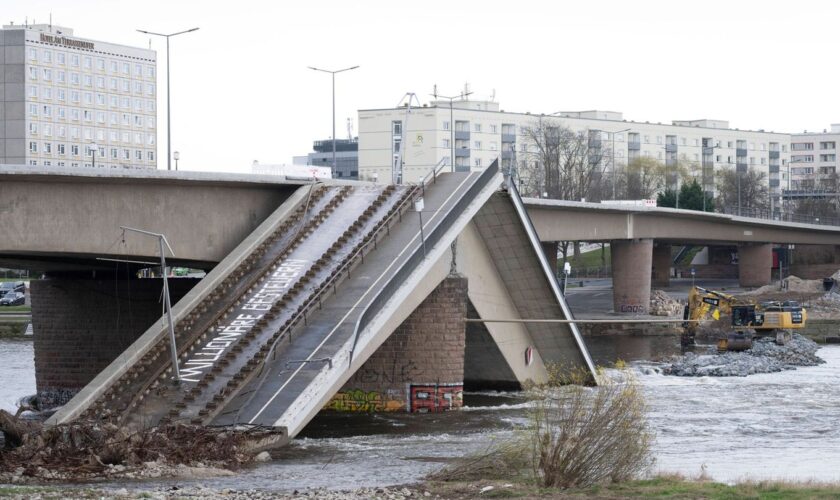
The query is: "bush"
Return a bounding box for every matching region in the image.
[431,368,654,489]
[529,369,654,488]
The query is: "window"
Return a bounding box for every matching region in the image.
[71,72,80,85]
[643,135,650,143]
[44,142,52,154]
[820,142,836,150]
[83,128,93,140]
[761,157,766,165]
[110,112,118,125]
[146,100,155,112]
[96,93,106,106]
[750,157,755,165]
[820,154,836,162]
[70,127,79,139]
[84,92,93,105]
[96,58,105,71]
[134,63,142,76]
[84,75,92,87]
[96,111,106,123]
[490,141,498,151]
[474,157,482,167]
[442,121,450,131]
[147,151,155,161]
[680,137,687,146]
[716,155,722,162]
[109,130,117,141]
[146,83,155,95]
[474,140,482,149]
[147,116,155,128]
[71,90,80,102]
[110,60,118,73]
[455,121,469,132]
[442,138,450,148]
[71,54,80,67]
[134,132,142,144]
[110,148,118,159]
[502,124,515,135]
[29,48,38,61]
[58,126,65,137]
[71,109,80,121]
[83,110,92,121]
[474,123,481,133]
[29,141,37,153]
[96,76,105,88]
[29,104,38,117]
[29,67,38,80]
[121,79,130,92]
[135,150,142,160]
[42,105,52,117]
[43,87,52,100]
[57,70,65,83]
[109,78,117,91]
[42,50,52,63]
[146,66,155,78]
[134,98,142,111]
[490,124,498,134]
[29,122,38,135]
[28,86,37,98]
[120,62,129,74]
[57,107,66,119]
[83,57,92,69]
[110,95,118,107]
[147,134,155,145]
[392,121,402,135]
[57,89,65,101]
[133,81,142,93]
[122,149,130,159]
[792,142,814,151]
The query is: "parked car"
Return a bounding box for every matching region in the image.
[0,292,25,306]
[0,281,25,298]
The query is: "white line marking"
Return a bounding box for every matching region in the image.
[248,174,477,424]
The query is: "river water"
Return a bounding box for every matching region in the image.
[1,337,839,490]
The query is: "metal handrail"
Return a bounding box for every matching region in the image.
[348,160,500,365]
[719,205,840,227]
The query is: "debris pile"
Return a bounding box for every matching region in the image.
[0,416,283,482]
[649,290,683,317]
[663,334,824,377]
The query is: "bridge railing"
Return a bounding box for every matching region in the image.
[348,160,501,363]
[719,205,840,227]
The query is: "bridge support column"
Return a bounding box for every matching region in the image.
[738,243,773,287]
[652,243,671,288]
[30,275,198,406]
[611,239,653,314]
[326,276,467,413]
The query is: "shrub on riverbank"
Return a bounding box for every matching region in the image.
[431,368,654,489]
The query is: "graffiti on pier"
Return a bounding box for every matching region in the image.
[325,389,405,412]
[409,383,463,413]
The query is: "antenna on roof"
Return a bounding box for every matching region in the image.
[490,88,496,102]
[347,117,353,140]
[432,84,438,99]
[463,82,471,100]
[49,12,52,30]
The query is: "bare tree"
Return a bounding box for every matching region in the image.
[516,121,611,262]
[615,157,667,200]
[793,172,840,220]
[715,166,769,212]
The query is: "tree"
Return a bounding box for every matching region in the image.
[517,121,611,264]
[792,173,840,221]
[615,157,666,200]
[656,179,714,211]
[715,166,769,213]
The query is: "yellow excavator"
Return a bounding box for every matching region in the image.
[682,286,807,351]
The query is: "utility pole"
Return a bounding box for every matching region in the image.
[430,89,472,173]
[308,65,360,177]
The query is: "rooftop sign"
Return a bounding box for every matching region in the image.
[39,33,94,50]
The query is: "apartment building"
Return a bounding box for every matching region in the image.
[788,125,840,192]
[1,23,157,169]
[358,100,791,205]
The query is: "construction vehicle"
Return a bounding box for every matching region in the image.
[682,286,807,351]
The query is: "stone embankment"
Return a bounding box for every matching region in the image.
[659,334,824,377]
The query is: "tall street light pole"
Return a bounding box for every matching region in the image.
[308,65,360,178]
[137,27,199,171]
[611,128,631,200]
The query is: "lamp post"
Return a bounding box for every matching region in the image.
[702,143,720,212]
[611,128,631,200]
[173,151,180,170]
[430,91,472,172]
[308,65,360,177]
[136,27,199,171]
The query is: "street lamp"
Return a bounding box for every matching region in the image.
[702,143,720,212]
[611,128,631,200]
[430,91,472,173]
[173,151,180,170]
[136,27,199,171]
[308,65,360,177]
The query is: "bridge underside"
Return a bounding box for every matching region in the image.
[44,163,596,444]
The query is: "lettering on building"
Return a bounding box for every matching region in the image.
[40,33,95,50]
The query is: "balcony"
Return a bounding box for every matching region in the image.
[665,143,678,153]
[588,139,602,149]
[454,130,470,141]
[501,150,513,160]
[454,148,470,158]
[736,148,747,157]
[769,164,780,174]
[501,133,516,143]
[628,140,641,150]
[769,150,780,159]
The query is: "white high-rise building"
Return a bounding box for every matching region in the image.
[358,99,791,206]
[1,23,157,169]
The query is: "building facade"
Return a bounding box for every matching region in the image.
[358,100,791,207]
[788,125,839,191]
[1,24,157,169]
[303,138,358,179]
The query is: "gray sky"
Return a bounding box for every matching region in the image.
[6,0,839,172]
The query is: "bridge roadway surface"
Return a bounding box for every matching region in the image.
[216,171,482,427]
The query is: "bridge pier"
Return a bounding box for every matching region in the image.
[611,239,653,314]
[30,274,199,406]
[738,243,773,287]
[541,241,559,277]
[652,243,671,288]
[325,276,468,413]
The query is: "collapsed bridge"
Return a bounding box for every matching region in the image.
[36,161,595,443]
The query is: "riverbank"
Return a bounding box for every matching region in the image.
[4,476,840,498]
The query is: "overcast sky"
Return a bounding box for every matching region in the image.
[6,0,839,173]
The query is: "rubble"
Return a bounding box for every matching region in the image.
[0,418,284,482]
[649,290,683,317]
[663,334,824,377]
